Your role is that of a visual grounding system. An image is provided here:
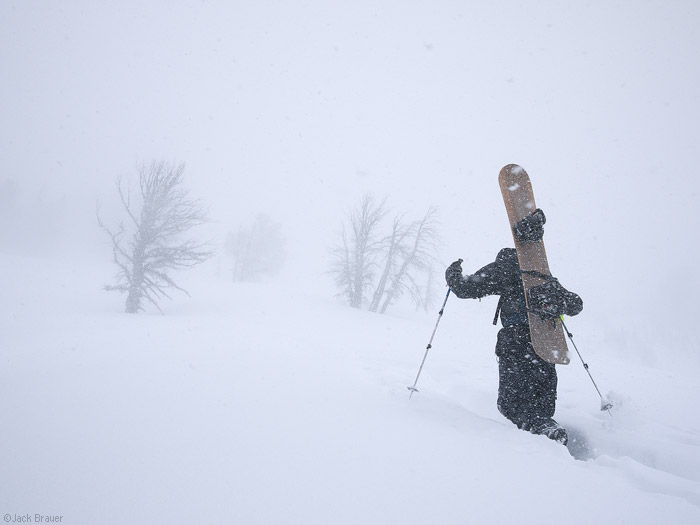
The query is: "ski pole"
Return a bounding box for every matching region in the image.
[408,286,452,399]
[560,315,613,416]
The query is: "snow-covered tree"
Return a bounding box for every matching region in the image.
[368,214,412,312]
[99,161,212,313]
[329,194,387,308]
[225,213,286,282]
[372,207,440,314]
[330,195,440,313]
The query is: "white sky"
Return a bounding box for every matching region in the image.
[2,0,699,347]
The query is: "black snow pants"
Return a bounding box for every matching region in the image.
[495,325,557,430]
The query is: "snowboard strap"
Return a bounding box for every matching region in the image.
[521,269,556,282]
[494,271,557,326]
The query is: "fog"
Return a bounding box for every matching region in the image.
[2,1,699,356]
[3,3,700,521]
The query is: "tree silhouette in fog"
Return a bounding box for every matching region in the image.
[99,161,212,313]
[330,194,440,313]
[225,213,286,282]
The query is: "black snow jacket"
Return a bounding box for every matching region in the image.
[446,248,583,328]
[446,248,529,327]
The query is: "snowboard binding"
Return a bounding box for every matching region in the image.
[513,208,546,243]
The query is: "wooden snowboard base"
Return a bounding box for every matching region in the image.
[499,164,570,365]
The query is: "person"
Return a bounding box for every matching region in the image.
[445,209,582,445]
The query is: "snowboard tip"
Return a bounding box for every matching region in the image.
[501,163,525,175]
[499,165,529,187]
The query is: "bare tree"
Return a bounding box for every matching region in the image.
[329,194,387,308]
[330,195,441,313]
[378,206,440,314]
[368,214,412,312]
[98,161,213,313]
[225,213,286,282]
[413,267,439,313]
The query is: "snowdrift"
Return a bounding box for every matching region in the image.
[1,254,699,524]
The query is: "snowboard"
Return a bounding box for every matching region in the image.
[498,164,570,365]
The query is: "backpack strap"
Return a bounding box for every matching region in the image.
[493,295,504,325]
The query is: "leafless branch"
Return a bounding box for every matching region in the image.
[99,160,213,313]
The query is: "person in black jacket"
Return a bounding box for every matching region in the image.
[445,210,582,445]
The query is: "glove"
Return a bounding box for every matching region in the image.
[448,258,463,272]
[445,258,464,282]
[528,278,583,319]
[513,208,546,243]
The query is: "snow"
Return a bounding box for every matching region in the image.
[1,254,699,524]
[2,1,700,523]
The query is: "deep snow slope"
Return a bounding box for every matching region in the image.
[1,254,699,524]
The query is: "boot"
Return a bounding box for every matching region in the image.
[529,418,568,446]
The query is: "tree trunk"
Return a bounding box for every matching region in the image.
[125,243,146,313]
[369,241,396,312]
[351,245,364,308]
[380,239,418,314]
